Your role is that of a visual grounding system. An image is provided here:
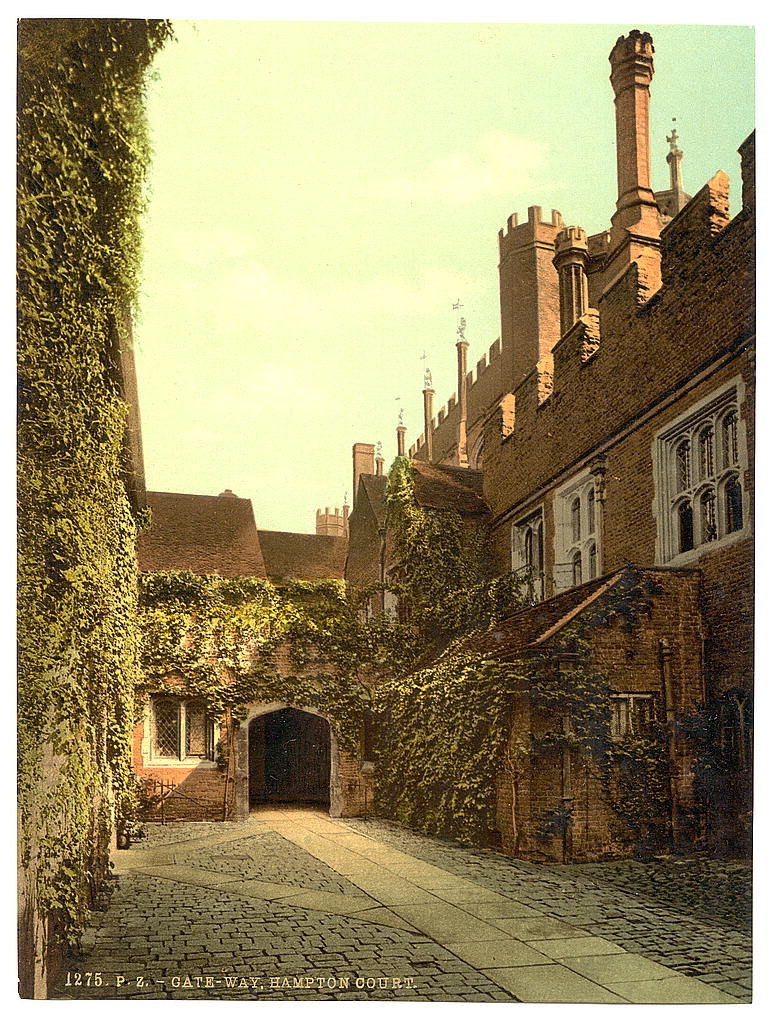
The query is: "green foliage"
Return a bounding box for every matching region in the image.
[372,513,676,855]
[372,458,536,844]
[601,734,672,858]
[17,18,172,949]
[137,571,420,753]
[385,457,528,643]
[374,653,528,844]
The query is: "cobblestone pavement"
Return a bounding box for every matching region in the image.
[348,818,753,999]
[50,809,750,1003]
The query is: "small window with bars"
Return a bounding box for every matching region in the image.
[610,694,657,738]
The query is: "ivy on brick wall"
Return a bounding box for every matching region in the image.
[374,470,677,855]
[137,571,420,753]
[372,458,534,845]
[17,19,172,949]
[386,456,528,644]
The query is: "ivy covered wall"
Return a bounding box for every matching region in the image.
[137,571,419,754]
[373,461,705,861]
[17,19,172,996]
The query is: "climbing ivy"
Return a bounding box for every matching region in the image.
[386,456,528,643]
[137,571,420,753]
[17,18,172,956]
[374,480,679,857]
[373,651,528,844]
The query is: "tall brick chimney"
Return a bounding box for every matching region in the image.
[396,423,406,457]
[553,227,590,335]
[352,442,375,504]
[456,326,469,467]
[422,387,434,462]
[605,30,663,295]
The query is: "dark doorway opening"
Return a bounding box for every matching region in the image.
[249,708,330,807]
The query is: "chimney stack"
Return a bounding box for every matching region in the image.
[553,227,590,335]
[606,30,662,293]
[422,387,434,462]
[397,424,406,457]
[352,442,375,504]
[456,327,469,467]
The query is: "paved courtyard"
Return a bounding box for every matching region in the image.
[51,807,751,1003]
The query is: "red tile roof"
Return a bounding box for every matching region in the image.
[411,461,489,516]
[258,530,347,581]
[138,490,266,577]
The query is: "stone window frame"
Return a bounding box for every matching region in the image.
[652,378,749,566]
[610,693,657,739]
[510,506,545,602]
[146,695,216,765]
[553,469,600,592]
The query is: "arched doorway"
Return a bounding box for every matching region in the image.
[248,707,331,808]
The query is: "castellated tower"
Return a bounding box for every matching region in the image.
[316,505,349,537]
[498,205,564,386]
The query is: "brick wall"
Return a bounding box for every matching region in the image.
[494,570,706,862]
[482,148,754,709]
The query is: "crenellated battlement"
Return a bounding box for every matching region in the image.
[316,505,349,537]
[499,206,565,258]
[660,170,730,286]
[555,225,589,254]
[609,28,654,70]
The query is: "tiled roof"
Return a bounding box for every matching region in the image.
[138,490,266,577]
[359,474,388,527]
[258,530,347,581]
[474,571,627,658]
[411,461,489,516]
[473,566,704,659]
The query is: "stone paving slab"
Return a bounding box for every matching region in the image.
[525,936,628,959]
[604,976,742,1003]
[456,898,544,919]
[348,816,753,1000]
[445,939,552,969]
[386,903,514,944]
[482,964,628,1003]
[492,917,592,941]
[557,952,681,984]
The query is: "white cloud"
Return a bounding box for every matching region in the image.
[375,132,551,204]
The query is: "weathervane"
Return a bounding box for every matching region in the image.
[453,299,467,343]
[421,350,433,389]
[667,117,680,153]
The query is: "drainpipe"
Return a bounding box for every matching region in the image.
[659,639,680,850]
[222,708,235,822]
[557,652,576,863]
[561,713,573,863]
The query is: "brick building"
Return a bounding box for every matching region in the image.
[348,29,754,856]
[133,490,371,825]
[131,28,753,859]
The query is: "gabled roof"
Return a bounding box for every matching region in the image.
[411,460,489,516]
[358,473,388,528]
[258,530,347,581]
[473,566,703,660]
[138,490,266,577]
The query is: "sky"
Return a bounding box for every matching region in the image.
[132,17,755,534]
